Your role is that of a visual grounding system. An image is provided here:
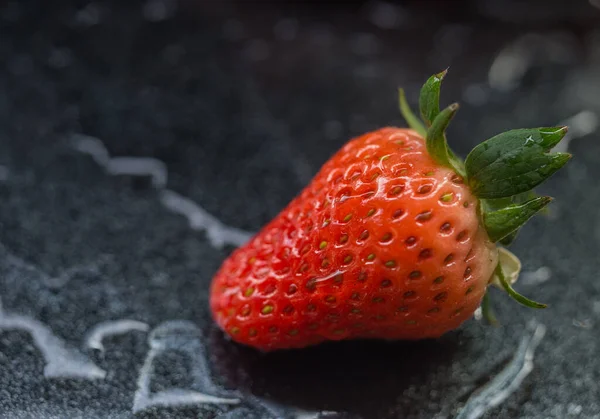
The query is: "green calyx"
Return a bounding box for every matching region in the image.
[483,196,552,243]
[400,74,467,177]
[465,127,571,199]
[419,69,447,127]
[399,70,570,241]
[399,70,571,311]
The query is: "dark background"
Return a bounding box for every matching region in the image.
[1,1,600,418]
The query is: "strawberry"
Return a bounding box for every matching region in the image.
[210,70,570,351]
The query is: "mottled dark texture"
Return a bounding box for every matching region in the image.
[1,1,600,418]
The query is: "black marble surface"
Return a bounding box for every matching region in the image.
[1,1,600,418]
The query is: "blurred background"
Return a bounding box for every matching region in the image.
[1,1,600,418]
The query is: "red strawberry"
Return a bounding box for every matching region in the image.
[210,71,570,351]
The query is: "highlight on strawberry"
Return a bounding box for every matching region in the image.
[210,70,571,351]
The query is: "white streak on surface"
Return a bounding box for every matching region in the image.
[107,157,168,188]
[45,256,111,288]
[72,134,167,188]
[455,323,546,419]
[70,134,253,249]
[0,241,106,289]
[553,110,599,153]
[71,134,111,166]
[159,189,252,248]
[132,320,239,413]
[294,410,338,419]
[85,320,150,352]
[137,389,235,409]
[0,299,106,380]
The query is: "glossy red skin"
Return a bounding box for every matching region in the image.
[210,128,498,351]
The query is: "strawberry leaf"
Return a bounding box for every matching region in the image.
[419,69,448,127]
[426,103,466,176]
[481,191,547,245]
[465,127,571,199]
[399,88,427,137]
[483,196,552,242]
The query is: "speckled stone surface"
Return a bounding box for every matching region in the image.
[1,1,600,418]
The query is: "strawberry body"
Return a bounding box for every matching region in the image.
[210,128,498,351]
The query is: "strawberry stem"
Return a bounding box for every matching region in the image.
[495,263,547,309]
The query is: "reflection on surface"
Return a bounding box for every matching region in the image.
[132,320,239,413]
[70,133,253,249]
[456,323,546,419]
[0,298,106,380]
[85,319,150,352]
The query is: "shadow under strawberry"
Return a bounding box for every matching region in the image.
[208,326,469,418]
